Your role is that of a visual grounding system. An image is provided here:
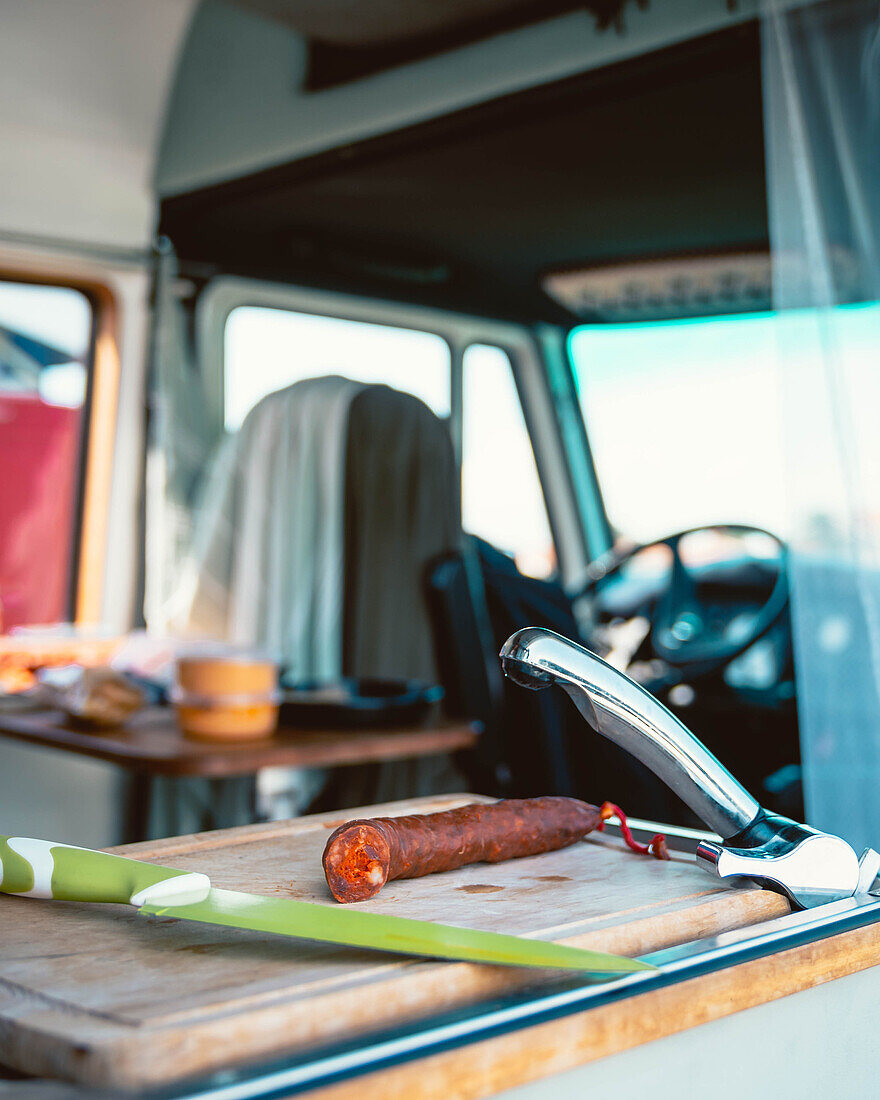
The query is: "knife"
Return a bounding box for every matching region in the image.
[0,835,653,974]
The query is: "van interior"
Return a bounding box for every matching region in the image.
[6,1,880,1096]
[0,0,813,848]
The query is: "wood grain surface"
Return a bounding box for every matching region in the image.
[0,794,791,1090]
[307,922,880,1100]
[0,708,479,777]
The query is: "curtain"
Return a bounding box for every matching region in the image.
[143,246,249,838]
[144,243,218,634]
[762,0,880,850]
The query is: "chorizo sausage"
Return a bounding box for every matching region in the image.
[322,796,604,903]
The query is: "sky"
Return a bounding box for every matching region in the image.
[225,306,450,430]
[569,303,880,549]
[226,301,880,569]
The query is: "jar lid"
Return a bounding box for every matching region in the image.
[171,686,283,707]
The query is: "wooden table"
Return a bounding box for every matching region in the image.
[3,794,879,1098]
[0,706,480,839]
[0,793,791,1092]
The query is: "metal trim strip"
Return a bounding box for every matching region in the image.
[168,893,880,1100]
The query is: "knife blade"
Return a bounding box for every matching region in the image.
[0,834,654,974]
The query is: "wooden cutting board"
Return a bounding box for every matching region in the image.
[0,794,790,1089]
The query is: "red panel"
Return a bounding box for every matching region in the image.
[0,394,82,630]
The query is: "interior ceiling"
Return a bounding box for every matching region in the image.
[160,23,767,325]
[231,0,635,47]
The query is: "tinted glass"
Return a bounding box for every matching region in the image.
[569,312,790,546]
[462,344,554,578]
[224,306,451,429]
[0,280,91,629]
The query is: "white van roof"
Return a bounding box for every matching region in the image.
[1,0,773,251]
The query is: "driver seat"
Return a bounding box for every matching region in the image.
[427,538,682,820]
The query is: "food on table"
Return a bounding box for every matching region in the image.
[176,653,277,696]
[36,665,145,727]
[0,631,123,694]
[323,796,669,903]
[0,666,36,694]
[172,651,280,741]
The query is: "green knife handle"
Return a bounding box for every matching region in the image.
[0,836,211,906]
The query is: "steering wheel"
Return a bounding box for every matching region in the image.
[581,524,789,677]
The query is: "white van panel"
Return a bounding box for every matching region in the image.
[0,0,197,249]
[158,0,762,198]
[496,963,880,1100]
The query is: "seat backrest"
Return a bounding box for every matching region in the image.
[342,384,461,683]
[176,378,461,686]
[426,540,577,796]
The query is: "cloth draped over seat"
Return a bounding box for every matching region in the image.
[166,375,463,826]
[174,374,365,681]
[315,383,464,809]
[343,383,461,682]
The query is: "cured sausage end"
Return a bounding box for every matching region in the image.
[323,820,392,903]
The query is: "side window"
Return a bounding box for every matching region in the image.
[0,280,92,630]
[462,344,555,578]
[223,306,451,428]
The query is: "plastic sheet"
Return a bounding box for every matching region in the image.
[762,0,880,849]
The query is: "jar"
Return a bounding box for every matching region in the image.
[172,649,280,741]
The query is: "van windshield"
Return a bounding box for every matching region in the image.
[569,304,880,550]
[569,312,788,548]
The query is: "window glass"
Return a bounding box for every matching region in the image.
[462,344,555,578]
[224,306,451,429]
[0,280,92,629]
[569,311,791,547]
